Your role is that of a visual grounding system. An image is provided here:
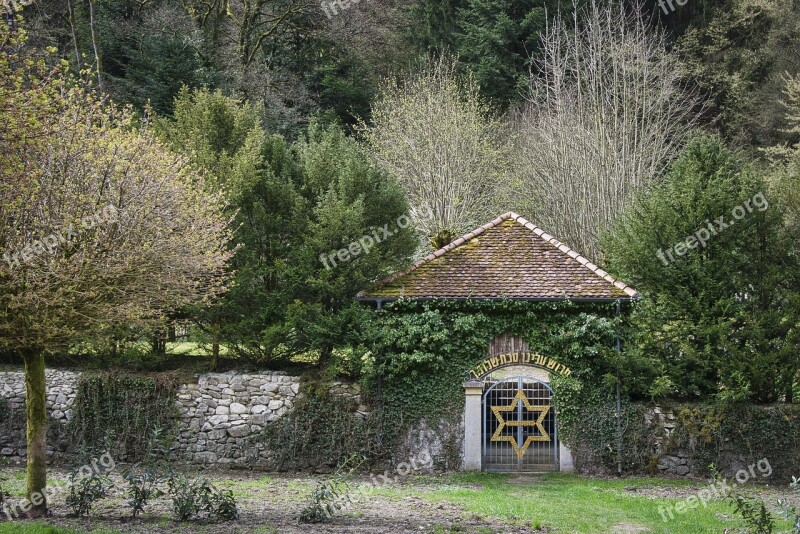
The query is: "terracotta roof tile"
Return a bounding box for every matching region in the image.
[358,212,639,301]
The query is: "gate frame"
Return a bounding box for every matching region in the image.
[463,376,574,472]
[481,376,559,472]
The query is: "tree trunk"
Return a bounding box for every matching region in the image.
[151,333,166,357]
[168,323,177,343]
[88,0,102,89]
[211,323,220,372]
[22,348,48,517]
[319,345,334,369]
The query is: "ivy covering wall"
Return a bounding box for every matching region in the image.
[362,298,651,459]
[662,403,800,480]
[70,373,179,461]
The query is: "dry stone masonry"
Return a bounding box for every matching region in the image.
[0,369,716,475]
[176,372,302,466]
[0,369,79,461]
[0,369,361,467]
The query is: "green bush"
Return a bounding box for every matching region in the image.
[365,299,651,441]
[65,468,112,517]
[167,474,238,522]
[298,455,362,524]
[603,136,799,403]
[730,493,775,534]
[551,376,657,474]
[122,463,167,519]
[121,428,174,519]
[255,395,389,469]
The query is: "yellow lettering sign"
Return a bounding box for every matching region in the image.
[468,352,572,379]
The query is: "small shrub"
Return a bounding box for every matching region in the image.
[711,464,776,534]
[202,482,239,521]
[65,468,112,517]
[121,426,175,518]
[167,474,239,522]
[298,455,363,524]
[729,493,775,534]
[777,476,800,533]
[122,463,168,518]
[167,474,200,521]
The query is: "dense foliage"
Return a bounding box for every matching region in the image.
[363,299,656,422]
[0,20,234,515]
[254,395,389,469]
[550,376,657,474]
[604,136,800,403]
[2,0,799,495]
[70,373,179,461]
[157,88,418,365]
[666,403,800,480]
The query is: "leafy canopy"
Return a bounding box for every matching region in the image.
[604,136,800,402]
[158,88,418,363]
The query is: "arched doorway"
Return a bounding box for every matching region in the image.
[482,376,559,472]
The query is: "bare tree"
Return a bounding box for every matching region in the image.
[361,56,513,247]
[509,0,702,260]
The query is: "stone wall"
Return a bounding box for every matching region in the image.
[2,370,779,477]
[0,369,79,461]
[645,406,696,477]
[0,369,361,467]
[176,372,301,466]
[644,405,778,480]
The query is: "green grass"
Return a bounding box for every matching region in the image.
[0,523,118,534]
[164,341,231,356]
[365,472,791,533]
[216,474,276,498]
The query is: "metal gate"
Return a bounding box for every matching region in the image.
[482,377,558,472]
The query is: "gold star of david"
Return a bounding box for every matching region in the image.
[491,390,551,458]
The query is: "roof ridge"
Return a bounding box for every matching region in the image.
[356,213,516,294]
[357,212,639,299]
[507,212,639,298]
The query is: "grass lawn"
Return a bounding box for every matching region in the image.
[1,468,795,533]
[365,472,793,533]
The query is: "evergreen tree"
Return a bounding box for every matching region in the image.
[604,136,800,402]
[158,89,418,365]
[455,0,569,106]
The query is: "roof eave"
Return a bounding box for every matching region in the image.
[356,211,641,300]
[355,295,640,303]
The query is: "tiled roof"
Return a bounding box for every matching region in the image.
[357,212,638,301]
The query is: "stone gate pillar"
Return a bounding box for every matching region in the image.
[463,380,483,470]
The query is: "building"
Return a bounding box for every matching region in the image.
[358,212,638,472]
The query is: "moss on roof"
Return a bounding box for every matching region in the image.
[358,212,638,301]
